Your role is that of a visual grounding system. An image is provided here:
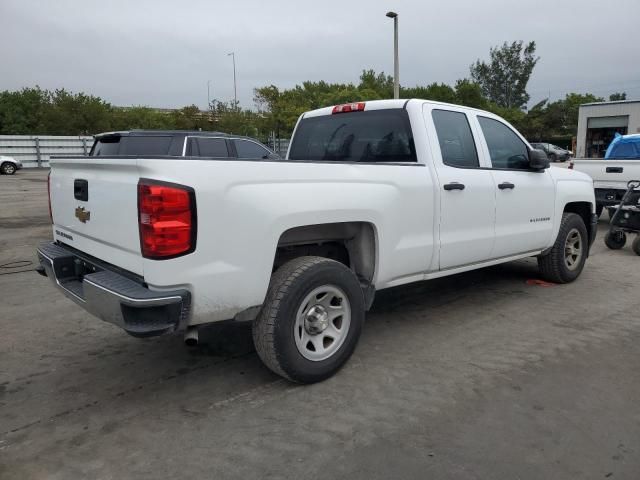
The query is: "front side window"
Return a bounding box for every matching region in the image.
[288,109,416,163]
[478,117,530,170]
[235,139,271,159]
[431,109,479,168]
[187,138,229,157]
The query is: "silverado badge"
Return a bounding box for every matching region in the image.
[75,206,91,223]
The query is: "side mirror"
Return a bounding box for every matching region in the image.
[529,148,550,170]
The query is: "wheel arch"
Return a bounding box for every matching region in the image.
[272,221,378,307]
[563,201,592,230]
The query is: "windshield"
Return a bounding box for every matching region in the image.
[288,109,416,162]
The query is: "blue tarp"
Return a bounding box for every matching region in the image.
[605,133,640,159]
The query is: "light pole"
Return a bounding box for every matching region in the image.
[227,52,237,108]
[207,80,212,108]
[386,11,399,99]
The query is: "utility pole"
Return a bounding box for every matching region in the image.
[386,11,399,99]
[227,52,237,109]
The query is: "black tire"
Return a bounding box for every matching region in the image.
[253,256,365,384]
[549,153,557,162]
[537,212,588,283]
[632,236,640,256]
[1,162,16,175]
[604,230,626,250]
[595,204,603,218]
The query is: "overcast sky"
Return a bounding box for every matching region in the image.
[2,0,639,109]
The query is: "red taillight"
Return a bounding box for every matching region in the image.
[137,180,196,259]
[332,102,366,114]
[47,171,53,223]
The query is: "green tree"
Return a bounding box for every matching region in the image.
[0,87,49,134]
[609,92,627,101]
[470,41,539,109]
[454,79,489,109]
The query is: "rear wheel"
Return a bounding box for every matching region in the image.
[1,162,16,175]
[253,256,365,383]
[604,230,626,250]
[538,213,588,283]
[595,205,603,218]
[631,236,640,256]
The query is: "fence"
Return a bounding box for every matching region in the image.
[0,135,93,168]
[0,135,291,165]
[265,137,290,157]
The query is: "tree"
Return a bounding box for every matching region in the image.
[470,41,539,109]
[609,92,627,101]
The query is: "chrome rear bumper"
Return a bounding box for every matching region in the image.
[37,242,191,337]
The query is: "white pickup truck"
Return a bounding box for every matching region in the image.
[571,159,640,216]
[38,99,597,383]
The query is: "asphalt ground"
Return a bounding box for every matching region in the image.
[1,168,639,479]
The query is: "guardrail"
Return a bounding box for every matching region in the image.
[0,135,94,168]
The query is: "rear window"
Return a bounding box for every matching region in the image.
[91,136,173,156]
[288,109,416,162]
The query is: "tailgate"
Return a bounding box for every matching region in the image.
[575,160,640,190]
[49,157,143,275]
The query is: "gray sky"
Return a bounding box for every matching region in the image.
[2,0,639,109]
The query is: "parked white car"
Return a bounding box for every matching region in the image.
[38,99,597,383]
[0,155,22,174]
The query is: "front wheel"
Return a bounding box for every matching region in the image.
[605,230,627,250]
[538,212,588,283]
[549,153,557,162]
[253,256,365,383]
[1,162,16,175]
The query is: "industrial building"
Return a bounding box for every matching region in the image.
[576,100,640,158]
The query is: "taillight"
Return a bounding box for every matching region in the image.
[568,161,574,170]
[332,102,366,114]
[137,180,196,259]
[47,170,53,223]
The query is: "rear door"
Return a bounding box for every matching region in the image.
[49,157,144,275]
[424,105,496,269]
[473,115,555,256]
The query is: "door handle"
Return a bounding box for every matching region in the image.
[443,182,465,191]
[498,182,515,190]
[606,167,623,173]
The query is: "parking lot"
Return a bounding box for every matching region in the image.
[1,168,639,479]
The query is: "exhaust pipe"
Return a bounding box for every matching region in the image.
[184,327,199,347]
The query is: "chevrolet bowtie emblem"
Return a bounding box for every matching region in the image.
[75,206,91,223]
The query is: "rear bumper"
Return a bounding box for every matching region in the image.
[595,188,628,207]
[37,242,191,337]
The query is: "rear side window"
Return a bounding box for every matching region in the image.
[288,109,416,162]
[187,138,229,157]
[91,136,172,156]
[478,117,530,170]
[431,110,479,168]
[235,139,271,159]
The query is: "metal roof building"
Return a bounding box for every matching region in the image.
[576,100,640,158]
